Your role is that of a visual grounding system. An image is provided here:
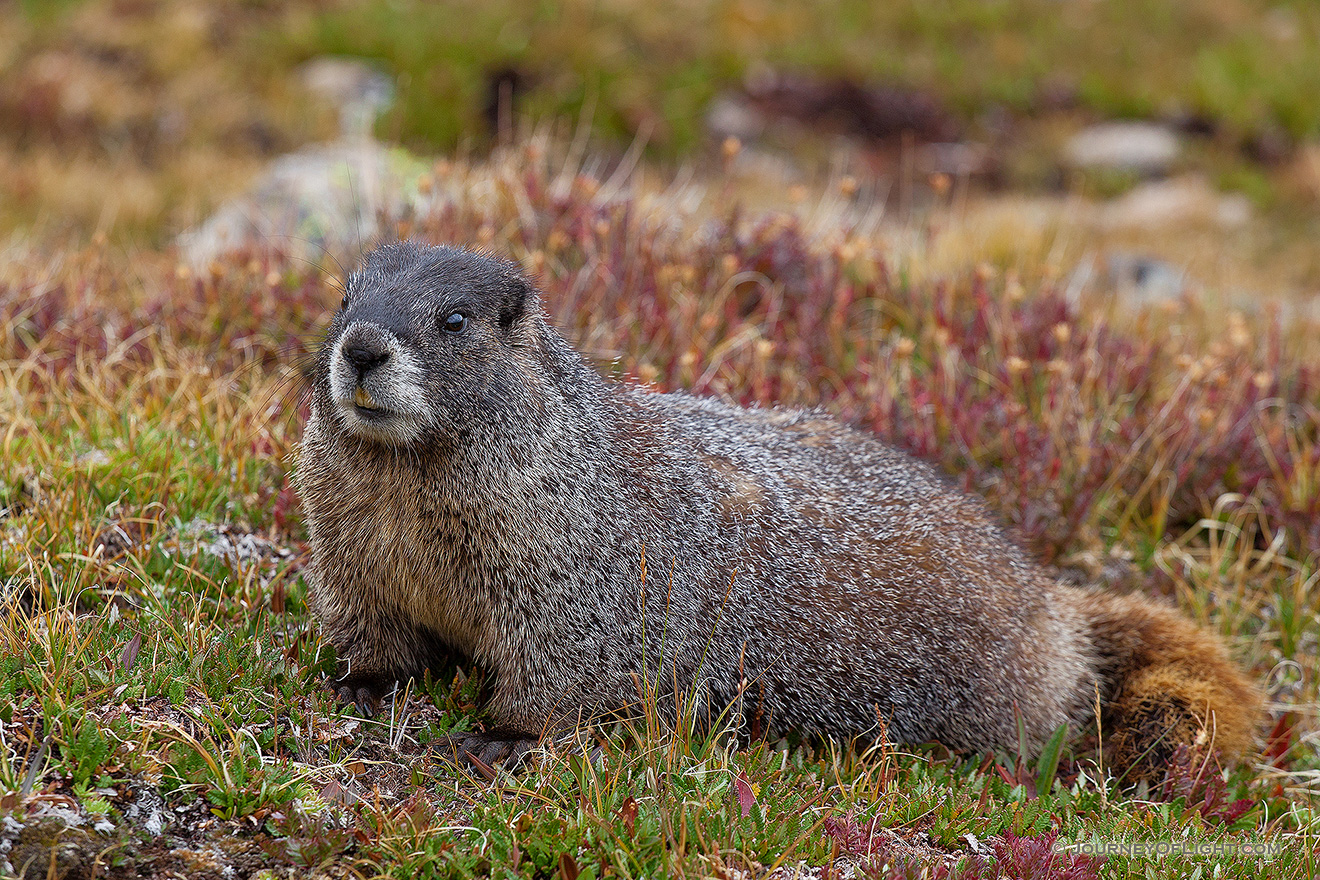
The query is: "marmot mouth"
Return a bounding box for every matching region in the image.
[352,404,391,420]
[345,386,392,420]
[353,386,383,411]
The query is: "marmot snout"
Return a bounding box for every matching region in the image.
[298,240,1261,780]
[328,321,434,444]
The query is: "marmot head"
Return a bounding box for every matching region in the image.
[312,241,539,447]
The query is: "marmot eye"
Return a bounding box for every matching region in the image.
[340,293,349,310]
[442,312,468,334]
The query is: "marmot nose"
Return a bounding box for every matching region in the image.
[343,343,390,376]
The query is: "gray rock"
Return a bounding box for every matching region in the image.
[298,56,394,140]
[1064,251,1191,310]
[704,91,766,143]
[178,140,428,268]
[1099,176,1252,229]
[1065,122,1181,175]
[1105,251,1188,305]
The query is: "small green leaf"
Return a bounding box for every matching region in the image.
[1035,722,1069,796]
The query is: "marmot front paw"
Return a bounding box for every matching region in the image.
[330,672,398,717]
[439,729,540,779]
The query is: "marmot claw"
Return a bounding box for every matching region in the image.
[439,730,539,779]
[330,675,397,718]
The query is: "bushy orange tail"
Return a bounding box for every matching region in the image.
[1073,590,1261,782]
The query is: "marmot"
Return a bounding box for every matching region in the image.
[297,241,1260,780]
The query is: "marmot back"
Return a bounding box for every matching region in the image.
[298,240,1260,779]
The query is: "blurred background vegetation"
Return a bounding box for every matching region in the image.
[4,0,1320,278]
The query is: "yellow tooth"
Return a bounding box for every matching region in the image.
[353,387,377,409]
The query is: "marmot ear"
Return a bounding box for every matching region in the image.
[498,275,533,332]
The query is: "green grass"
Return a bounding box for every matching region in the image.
[276,0,1320,150]
[1,145,1317,877]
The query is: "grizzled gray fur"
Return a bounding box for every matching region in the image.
[298,241,1258,773]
